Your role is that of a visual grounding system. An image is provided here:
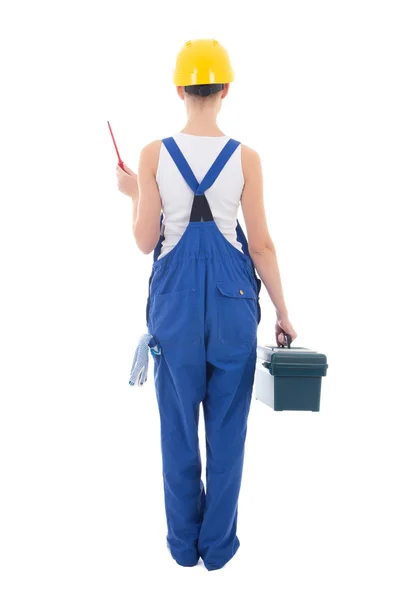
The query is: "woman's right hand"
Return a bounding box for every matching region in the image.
[275,314,297,347]
[116,163,138,198]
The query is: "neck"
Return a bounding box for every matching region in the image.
[181,106,225,137]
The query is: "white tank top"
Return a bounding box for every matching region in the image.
[156,132,244,259]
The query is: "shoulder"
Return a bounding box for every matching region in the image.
[240,144,261,166]
[138,140,163,175]
[240,144,262,180]
[140,139,162,159]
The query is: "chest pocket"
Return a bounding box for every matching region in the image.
[216,282,258,346]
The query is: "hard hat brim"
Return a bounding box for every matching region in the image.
[173,70,234,86]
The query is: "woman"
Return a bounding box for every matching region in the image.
[117,39,297,571]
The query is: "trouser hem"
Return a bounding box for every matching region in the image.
[202,538,240,571]
[175,557,200,567]
[167,541,200,567]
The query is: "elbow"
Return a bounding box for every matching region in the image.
[249,242,276,259]
[137,243,154,255]
[133,225,158,255]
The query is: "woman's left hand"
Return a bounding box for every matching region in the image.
[275,314,297,347]
[116,163,138,198]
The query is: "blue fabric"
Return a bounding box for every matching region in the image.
[162,137,199,193]
[144,138,262,571]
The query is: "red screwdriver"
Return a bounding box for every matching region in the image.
[107,120,127,173]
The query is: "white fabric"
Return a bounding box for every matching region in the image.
[129,333,161,387]
[129,333,152,387]
[156,132,245,259]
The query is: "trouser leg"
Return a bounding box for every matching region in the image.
[198,343,257,570]
[153,350,206,567]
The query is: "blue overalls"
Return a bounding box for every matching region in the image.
[146,136,261,570]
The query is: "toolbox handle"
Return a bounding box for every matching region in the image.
[278,333,292,348]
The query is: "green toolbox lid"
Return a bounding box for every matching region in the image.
[257,344,328,378]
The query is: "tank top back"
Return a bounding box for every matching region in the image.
[156,132,244,259]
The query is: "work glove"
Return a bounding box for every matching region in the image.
[129,333,161,387]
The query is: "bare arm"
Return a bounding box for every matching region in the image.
[132,140,163,254]
[241,145,297,341]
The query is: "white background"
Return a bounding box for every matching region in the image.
[1,0,399,598]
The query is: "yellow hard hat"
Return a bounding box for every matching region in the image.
[173,39,234,86]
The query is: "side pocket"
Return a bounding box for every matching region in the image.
[151,288,200,347]
[217,282,258,346]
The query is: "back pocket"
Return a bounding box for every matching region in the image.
[151,288,200,346]
[217,282,258,346]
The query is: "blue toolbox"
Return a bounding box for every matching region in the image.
[255,335,328,411]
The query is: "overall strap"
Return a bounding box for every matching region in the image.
[161,136,241,223]
[162,137,199,193]
[196,138,240,195]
